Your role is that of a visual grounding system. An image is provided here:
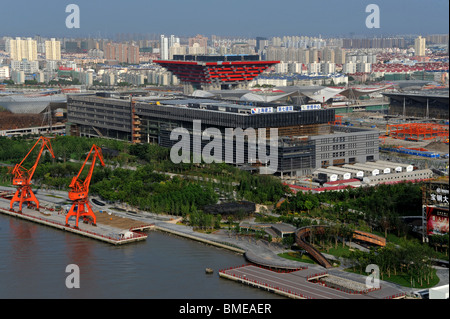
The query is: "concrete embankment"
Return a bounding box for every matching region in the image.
[153,224,246,254]
[152,223,311,270]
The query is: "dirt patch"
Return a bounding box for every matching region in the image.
[94,211,152,229]
[0,111,44,130]
[424,141,449,153]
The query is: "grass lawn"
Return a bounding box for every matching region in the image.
[371,229,421,246]
[45,194,63,199]
[434,250,449,261]
[319,244,353,258]
[278,252,318,264]
[344,267,440,289]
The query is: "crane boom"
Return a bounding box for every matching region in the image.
[10,136,55,212]
[65,144,105,228]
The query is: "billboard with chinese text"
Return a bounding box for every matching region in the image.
[426,206,449,236]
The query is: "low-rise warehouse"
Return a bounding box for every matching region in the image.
[362,169,434,185]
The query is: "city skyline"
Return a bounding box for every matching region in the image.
[1,0,448,39]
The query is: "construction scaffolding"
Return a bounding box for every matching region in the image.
[131,102,141,144]
[276,123,331,137]
[329,115,344,126]
[387,123,449,142]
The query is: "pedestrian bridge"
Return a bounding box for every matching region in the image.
[295,226,333,268]
[294,226,387,268]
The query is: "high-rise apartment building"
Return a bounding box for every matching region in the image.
[342,37,405,49]
[343,61,356,74]
[8,37,38,61]
[102,72,116,86]
[160,35,169,60]
[188,43,207,55]
[356,62,371,73]
[414,36,426,56]
[309,49,319,63]
[188,34,208,51]
[426,34,449,45]
[11,59,39,73]
[334,48,346,64]
[169,35,180,48]
[169,43,186,59]
[0,66,10,80]
[105,43,140,64]
[78,70,93,86]
[321,62,336,74]
[321,48,335,63]
[127,45,140,64]
[11,70,25,84]
[256,37,268,52]
[45,38,61,60]
[266,47,310,64]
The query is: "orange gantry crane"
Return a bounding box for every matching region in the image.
[65,144,105,229]
[10,136,55,212]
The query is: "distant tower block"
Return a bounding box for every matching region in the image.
[155,54,279,94]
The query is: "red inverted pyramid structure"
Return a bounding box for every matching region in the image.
[154,59,279,84]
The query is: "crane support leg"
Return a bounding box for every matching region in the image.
[65,200,97,228]
[10,186,39,212]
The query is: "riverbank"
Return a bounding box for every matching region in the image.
[151,221,310,270]
[151,218,449,296]
[2,186,447,296]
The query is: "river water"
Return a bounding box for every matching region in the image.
[0,213,283,299]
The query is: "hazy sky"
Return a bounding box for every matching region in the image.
[1,0,448,38]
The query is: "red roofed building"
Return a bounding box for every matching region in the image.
[154,54,279,93]
[311,185,355,193]
[283,183,313,194]
[323,179,362,188]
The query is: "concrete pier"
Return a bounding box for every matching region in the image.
[219,265,407,299]
[0,196,151,245]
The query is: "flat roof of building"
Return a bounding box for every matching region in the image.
[323,179,361,185]
[171,54,261,62]
[139,98,306,115]
[271,223,296,234]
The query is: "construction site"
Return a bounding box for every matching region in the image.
[338,110,449,156]
[0,103,65,137]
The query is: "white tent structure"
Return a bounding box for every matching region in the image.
[188,84,394,104]
[300,87,346,104]
[338,85,394,100]
[239,91,294,103]
[191,90,216,98]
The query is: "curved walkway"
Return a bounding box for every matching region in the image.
[295,226,333,268]
[155,221,312,269]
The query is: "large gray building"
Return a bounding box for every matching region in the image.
[310,126,379,170]
[67,92,379,177]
